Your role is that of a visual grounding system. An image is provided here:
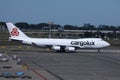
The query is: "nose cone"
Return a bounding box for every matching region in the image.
[104,41,110,47]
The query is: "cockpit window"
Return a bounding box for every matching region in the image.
[98,39,103,42]
[99,38,103,41]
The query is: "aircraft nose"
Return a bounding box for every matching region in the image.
[105,41,110,47]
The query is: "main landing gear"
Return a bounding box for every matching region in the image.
[98,49,100,53]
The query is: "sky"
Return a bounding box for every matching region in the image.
[0,0,120,26]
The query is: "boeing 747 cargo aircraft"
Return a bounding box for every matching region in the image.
[6,23,110,52]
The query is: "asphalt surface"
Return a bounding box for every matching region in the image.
[7,48,119,80]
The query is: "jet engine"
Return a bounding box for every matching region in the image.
[51,46,61,51]
[65,47,76,52]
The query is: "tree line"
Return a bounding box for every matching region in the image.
[0,22,120,31]
[0,22,120,40]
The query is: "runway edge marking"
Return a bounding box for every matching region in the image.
[22,61,47,80]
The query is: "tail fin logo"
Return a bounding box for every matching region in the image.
[11,28,19,36]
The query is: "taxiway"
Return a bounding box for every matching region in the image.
[11,48,120,80]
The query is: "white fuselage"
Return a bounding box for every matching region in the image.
[21,37,110,49]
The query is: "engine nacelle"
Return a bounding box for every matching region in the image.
[51,46,61,51]
[65,47,75,52]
